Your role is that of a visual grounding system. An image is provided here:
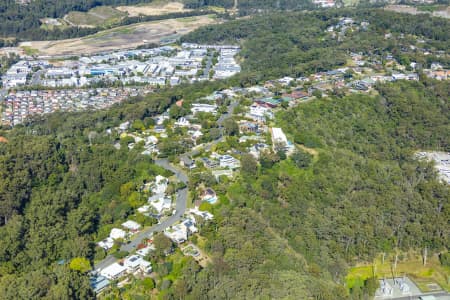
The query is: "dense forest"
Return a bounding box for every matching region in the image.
[0,0,153,40]
[0,79,447,299]
[0,8,449,299]
[185,79,449,299]
[182,9,450,81]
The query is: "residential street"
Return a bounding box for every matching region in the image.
[95,99,238,272]
[95,159,188,271]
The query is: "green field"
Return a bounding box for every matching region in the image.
[343,0,359,7]
[417,4,447,12]
[347,252,450,292]
[65,6,127,27]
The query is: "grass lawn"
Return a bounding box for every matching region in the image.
[347,252,450,292]
[343,0,359,6]
[176,16,199,23]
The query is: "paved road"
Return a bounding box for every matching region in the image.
[0,88,7,101]
[95,158,188,271]
[95,101,238,271]
[375,291,450,300]
[30,70,44,87]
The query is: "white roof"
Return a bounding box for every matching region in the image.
[100,263,127,279]
[136,245,155,257]
[98,237,114,250]
[122,220,141,231]
[110,228,126,240]
[149,196,172,214]
[271,127,288,145]
[124,255,143,269]
[137,205,150,213]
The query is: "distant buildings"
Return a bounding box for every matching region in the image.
[191,103,217,115]
[1,44,241,127]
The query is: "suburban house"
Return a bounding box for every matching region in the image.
[164,224,188,244]
[164,216,198,244]
[189,208,214,221]
[122,220,141,233]
[110,228,126,240]
[123,255,152,274]
[271,127,289,152]
[212,169,233,182]
[199,157,219,169]
[200,188,218,204]
[90,274,110,294]
[152,175,168,195]
[175,117,190,127]
[180,156,196,170]
[239,121,259,134]
[148,195,172,215]
[136,245,155,257]
[97,237,114,250]
[219,155,241,169]
[191,103,217,115]
[246,104,274,122]
[248,143,270,159]
[100,263,127,280]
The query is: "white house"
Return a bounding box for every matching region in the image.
[122,220,141,232]
[246,104,273,123]
[148,195,172,215]
[98,237,114,250]
[123,255,152,274]
[191,103,217,115]
[100,263,127,280]
[189,208,214,221]
[137,205,150,214]
[110,228,126,240]
[175,117,190,127]
[136,245,155,257]
[219,155,241,169]
[271,127,288,150]
[164,223,188,244]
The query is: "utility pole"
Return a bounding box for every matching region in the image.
[423,247,427,266]
[394,253,398,278]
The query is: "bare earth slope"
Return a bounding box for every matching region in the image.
[19,15,217,57]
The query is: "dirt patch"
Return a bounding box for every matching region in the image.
[297,144,319,159]
[116,2,191,17]
[20,15,218,57]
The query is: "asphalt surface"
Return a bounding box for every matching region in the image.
[30,70,44,87]
[95,158,188,271]
[95,101,237,271]
[377,292,450,300]
[0,88,6,101]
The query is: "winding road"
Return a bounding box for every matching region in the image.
[95,158,189,271]
[95,101,237,271]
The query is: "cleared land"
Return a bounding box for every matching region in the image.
[347,252,450,292]
[19,15,218,57]
[116,2,191,17]
[385,5,450,19]
[65,6,127,27]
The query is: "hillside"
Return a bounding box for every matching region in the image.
[0,8,449,300]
